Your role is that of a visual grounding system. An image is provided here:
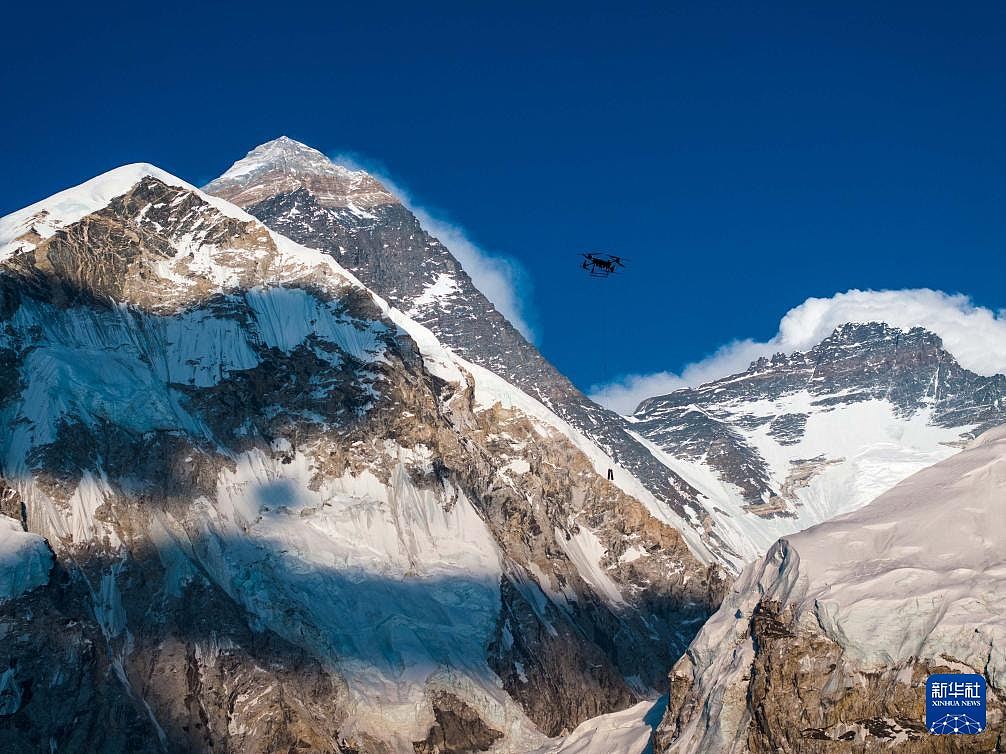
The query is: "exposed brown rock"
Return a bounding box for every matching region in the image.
[204,138,399,210]
[657,591,1004,754]
[412,691,502,754]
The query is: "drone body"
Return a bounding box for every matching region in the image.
[579,252,628,277]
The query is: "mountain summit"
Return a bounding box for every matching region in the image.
[205,136,398,210]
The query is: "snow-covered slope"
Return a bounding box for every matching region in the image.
[633,322,1006,568]
[531,700,661,754]
[0,164,722,754]
[656,424,1006,752]
[0,515,51,603]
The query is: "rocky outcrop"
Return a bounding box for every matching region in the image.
[656,426,1006,753]
[413,691,503,754]
[661,603,1003,753]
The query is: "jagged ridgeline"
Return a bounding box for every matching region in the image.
[631,322,1006,565]
[0,164,724,753]
[202,138,725,545]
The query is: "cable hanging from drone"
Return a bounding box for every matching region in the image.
[579,252,628,278]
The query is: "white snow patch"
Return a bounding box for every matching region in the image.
[531,700,657,754]
[67,472,120,547]
[0,516,51,603]
[618,545,648,564]
[557,527,625,606]
[244,285,385,361]
[408,273,459,315]
[503,458,531,476]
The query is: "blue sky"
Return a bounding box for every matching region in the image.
[2,1,1004,403]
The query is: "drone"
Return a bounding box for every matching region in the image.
[579,252,628,278]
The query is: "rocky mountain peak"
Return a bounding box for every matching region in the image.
[0,167,344,316]
[813,320,947,356]
[1,163,195,262]
[631,318,1005,562]
[742,321,949,377]
[202,139,725,559]
[204,136,398,211]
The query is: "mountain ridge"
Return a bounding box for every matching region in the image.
[203,138,1006,572]
[2,146,1003,754]
[630,320,1006,565]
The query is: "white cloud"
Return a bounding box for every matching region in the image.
[329,152,536,341]
[407,207,536,341]
[590,289,1006,415]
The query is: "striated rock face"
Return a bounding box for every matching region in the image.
[656,426,1006,753]
[632,322,1006,567]
[0,165,724,753]
[203,138,717,554]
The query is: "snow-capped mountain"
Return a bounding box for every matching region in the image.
[4,141,1001,754]
[0,164,722,754]
[203,141,1006,576]
[631,322,1006,566]
[656,424,1006,752]
[203,138,713,535]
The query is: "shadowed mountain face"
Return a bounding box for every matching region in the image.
[203,138,715,537]
[0,168,723,754]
